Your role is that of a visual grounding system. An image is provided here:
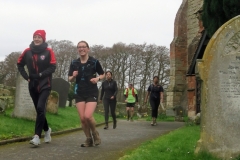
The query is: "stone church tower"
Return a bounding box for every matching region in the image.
[166,0,204,117]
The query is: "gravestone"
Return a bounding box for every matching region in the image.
[195,16,240,159]
[72,99,76,106]
[47,91,59,114]
[0,99,6,115]
[166,109,175,116]
[52,78,70,108]
[66,100,69,107]
[13,72,36,120]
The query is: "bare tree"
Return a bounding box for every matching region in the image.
[1,40,170,105]
[0,61,6,84]
[90,45,110,72]
[138,44,155,102]
[155,46,170,87]
[89,43,170,102]
[47,40,77,80]
[3,52,21,86]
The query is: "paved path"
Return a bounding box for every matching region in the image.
[0,120,184,160]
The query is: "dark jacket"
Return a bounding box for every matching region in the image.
[147,84,164,100]
[100,79,118,100]
[17,42,56,92]
[68,56,104,96]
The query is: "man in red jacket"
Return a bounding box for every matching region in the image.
[17,30,56,146]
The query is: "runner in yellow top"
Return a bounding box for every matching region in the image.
[124,83,138,121]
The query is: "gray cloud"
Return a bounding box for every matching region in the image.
[0,0,181,60]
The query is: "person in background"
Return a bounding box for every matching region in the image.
[144,76,164,126]
[68,41,105,147]
[17,30,56,146]
[124,83,138,121]
[99,71,118,129]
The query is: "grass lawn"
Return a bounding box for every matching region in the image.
[146,113,175,122]
[119,125,221,160]
[0,107,104,140]
[117,112,176,122]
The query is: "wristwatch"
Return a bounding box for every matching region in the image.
[98,77,101,81]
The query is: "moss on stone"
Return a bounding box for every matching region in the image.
[50,91,59,98]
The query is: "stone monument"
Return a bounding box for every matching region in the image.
[195,15,240,159]
[166,109,175,117]
[13,72,36,120]
[46,91,59,114]
[52,78,70,108]
[0,99,6,115]
[66,100,69,107]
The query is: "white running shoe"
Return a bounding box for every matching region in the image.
[30,135,40,146]
[44,127,52,143]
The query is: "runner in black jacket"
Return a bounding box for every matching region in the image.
[144,76,164,126]
[68,41,105,147]
[100,71,118,129]
[17,30,56,146]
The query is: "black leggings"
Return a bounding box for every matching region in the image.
[29,89,50,138]
[103,98,117,123]
[149,98,160,118]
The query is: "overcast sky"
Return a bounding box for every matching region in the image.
[0,0,182,61]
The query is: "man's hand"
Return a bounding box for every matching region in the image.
[110,96,114,99]
[125,99,128,103]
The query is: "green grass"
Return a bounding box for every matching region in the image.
[119,125,220,160]
[0,107,104,140]
[116,113,175,122]
[146,113,175,122]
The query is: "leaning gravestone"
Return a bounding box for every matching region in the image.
[195,16,240,159]
[52,78,70,108]
[13,72,36,120]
